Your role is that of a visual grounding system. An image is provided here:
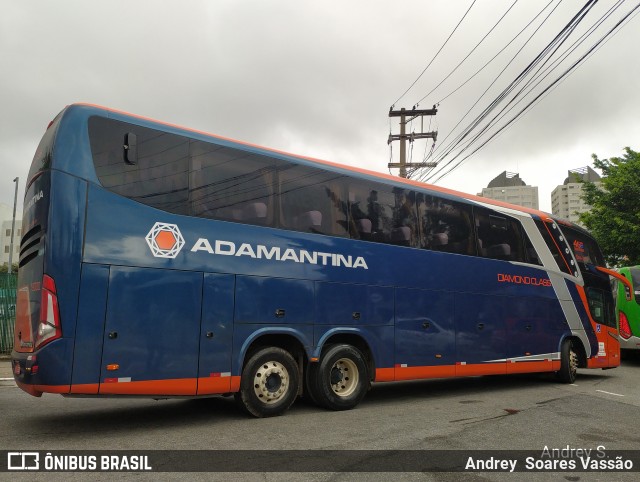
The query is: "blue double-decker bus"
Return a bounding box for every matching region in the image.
[12,104,625,417]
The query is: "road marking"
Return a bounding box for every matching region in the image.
[595,389,624,397]
[0,378,14,381]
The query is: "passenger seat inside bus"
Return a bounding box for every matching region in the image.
[431,232,448,250]
[487,243,511,260]
[293,210,322,233]
[354,218,372,240]
[391,226,411,246]
[478,238,512,260]
[216,202,268,224]
[241,202,268,224]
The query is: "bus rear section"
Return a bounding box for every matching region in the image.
[11,112,86,396]
[11,178,52,396]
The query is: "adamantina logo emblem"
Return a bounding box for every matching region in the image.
[145,222,185,259]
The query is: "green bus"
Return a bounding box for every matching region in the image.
[613,266,640,352]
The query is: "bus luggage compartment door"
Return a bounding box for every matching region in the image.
[99,266,203,395]
[455,293,507,376]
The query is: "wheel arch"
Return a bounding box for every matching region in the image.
[560,334,588,368]
[236,328,311,376]
[312,329,376,381]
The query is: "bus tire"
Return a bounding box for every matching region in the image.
[235,347,299,418]
[303,362,323,407]
[312,344,369,411]
[557,338,578,384]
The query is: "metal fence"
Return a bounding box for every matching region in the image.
[0,273,17,355]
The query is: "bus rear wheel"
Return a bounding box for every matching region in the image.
[311,344,369,411]
[235,347,299,418]
[557,338,578,384]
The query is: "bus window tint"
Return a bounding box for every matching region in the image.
[474,208,525,262]
[561,225,606,267]
[586,287,616,327]
[190,141,276,227]
[348,184,418,247]
[523,227,542,266]
[278,163,349,237]
[418,194,474,255]
[631,268,640,303]
[90,117,190,215]
[391,189,418,247]
[534,219,573,275]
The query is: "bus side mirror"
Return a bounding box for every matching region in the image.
[124,132,137,165]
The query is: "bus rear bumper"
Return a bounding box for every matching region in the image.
[11,338,73,396]
[11,352,43,397]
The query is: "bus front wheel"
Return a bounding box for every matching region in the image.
[311,344,369,411]
[235,347,299,417]
[557,339,578,384]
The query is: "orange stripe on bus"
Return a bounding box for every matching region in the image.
[505,360,556,375]
[374,367,395,382]
[376,360,566,382]
[455,362,506,377]
[395,365,455,380]
[229,376,241,393]
[70,383,99,395]
[197,376,231,395]
[99,378,196,396]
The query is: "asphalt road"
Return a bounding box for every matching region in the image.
[1,356,640,481]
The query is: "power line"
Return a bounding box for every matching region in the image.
[413,0,559,182]
[419,0,575,180]
[420,0,599,182]
[390,0,477,109]
[414,0,521,107]
[428,1,640,184]
[436,0,560,105]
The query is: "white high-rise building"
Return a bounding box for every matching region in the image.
[551,166,601,227]
[478,171,539,209]
[0,203,21,269]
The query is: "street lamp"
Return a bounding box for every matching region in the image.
[8,177,19,274]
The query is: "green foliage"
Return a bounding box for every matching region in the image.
[0,264,18,274]
[580,147,640,266]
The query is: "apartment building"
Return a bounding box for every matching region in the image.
[0,203,21,268]
[551,166,601,227]
[478,171,539,209]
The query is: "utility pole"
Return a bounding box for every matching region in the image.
[388,106,438,178]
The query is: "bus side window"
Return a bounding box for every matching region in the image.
[278,162,349,237]
[391,189,418,247]
[420,195,474,256]
[347,183,418,247]
[190,141,276,227]
[348,186,372,241]
[90,116,190,215]
[474,208,526,262]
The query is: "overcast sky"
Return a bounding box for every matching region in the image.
[1,0,639,214]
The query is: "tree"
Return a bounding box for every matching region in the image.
[0,263,18,274]
[580,147,640,267]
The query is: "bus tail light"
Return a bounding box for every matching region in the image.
[619,311,632,340]
[35,275,62,349]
